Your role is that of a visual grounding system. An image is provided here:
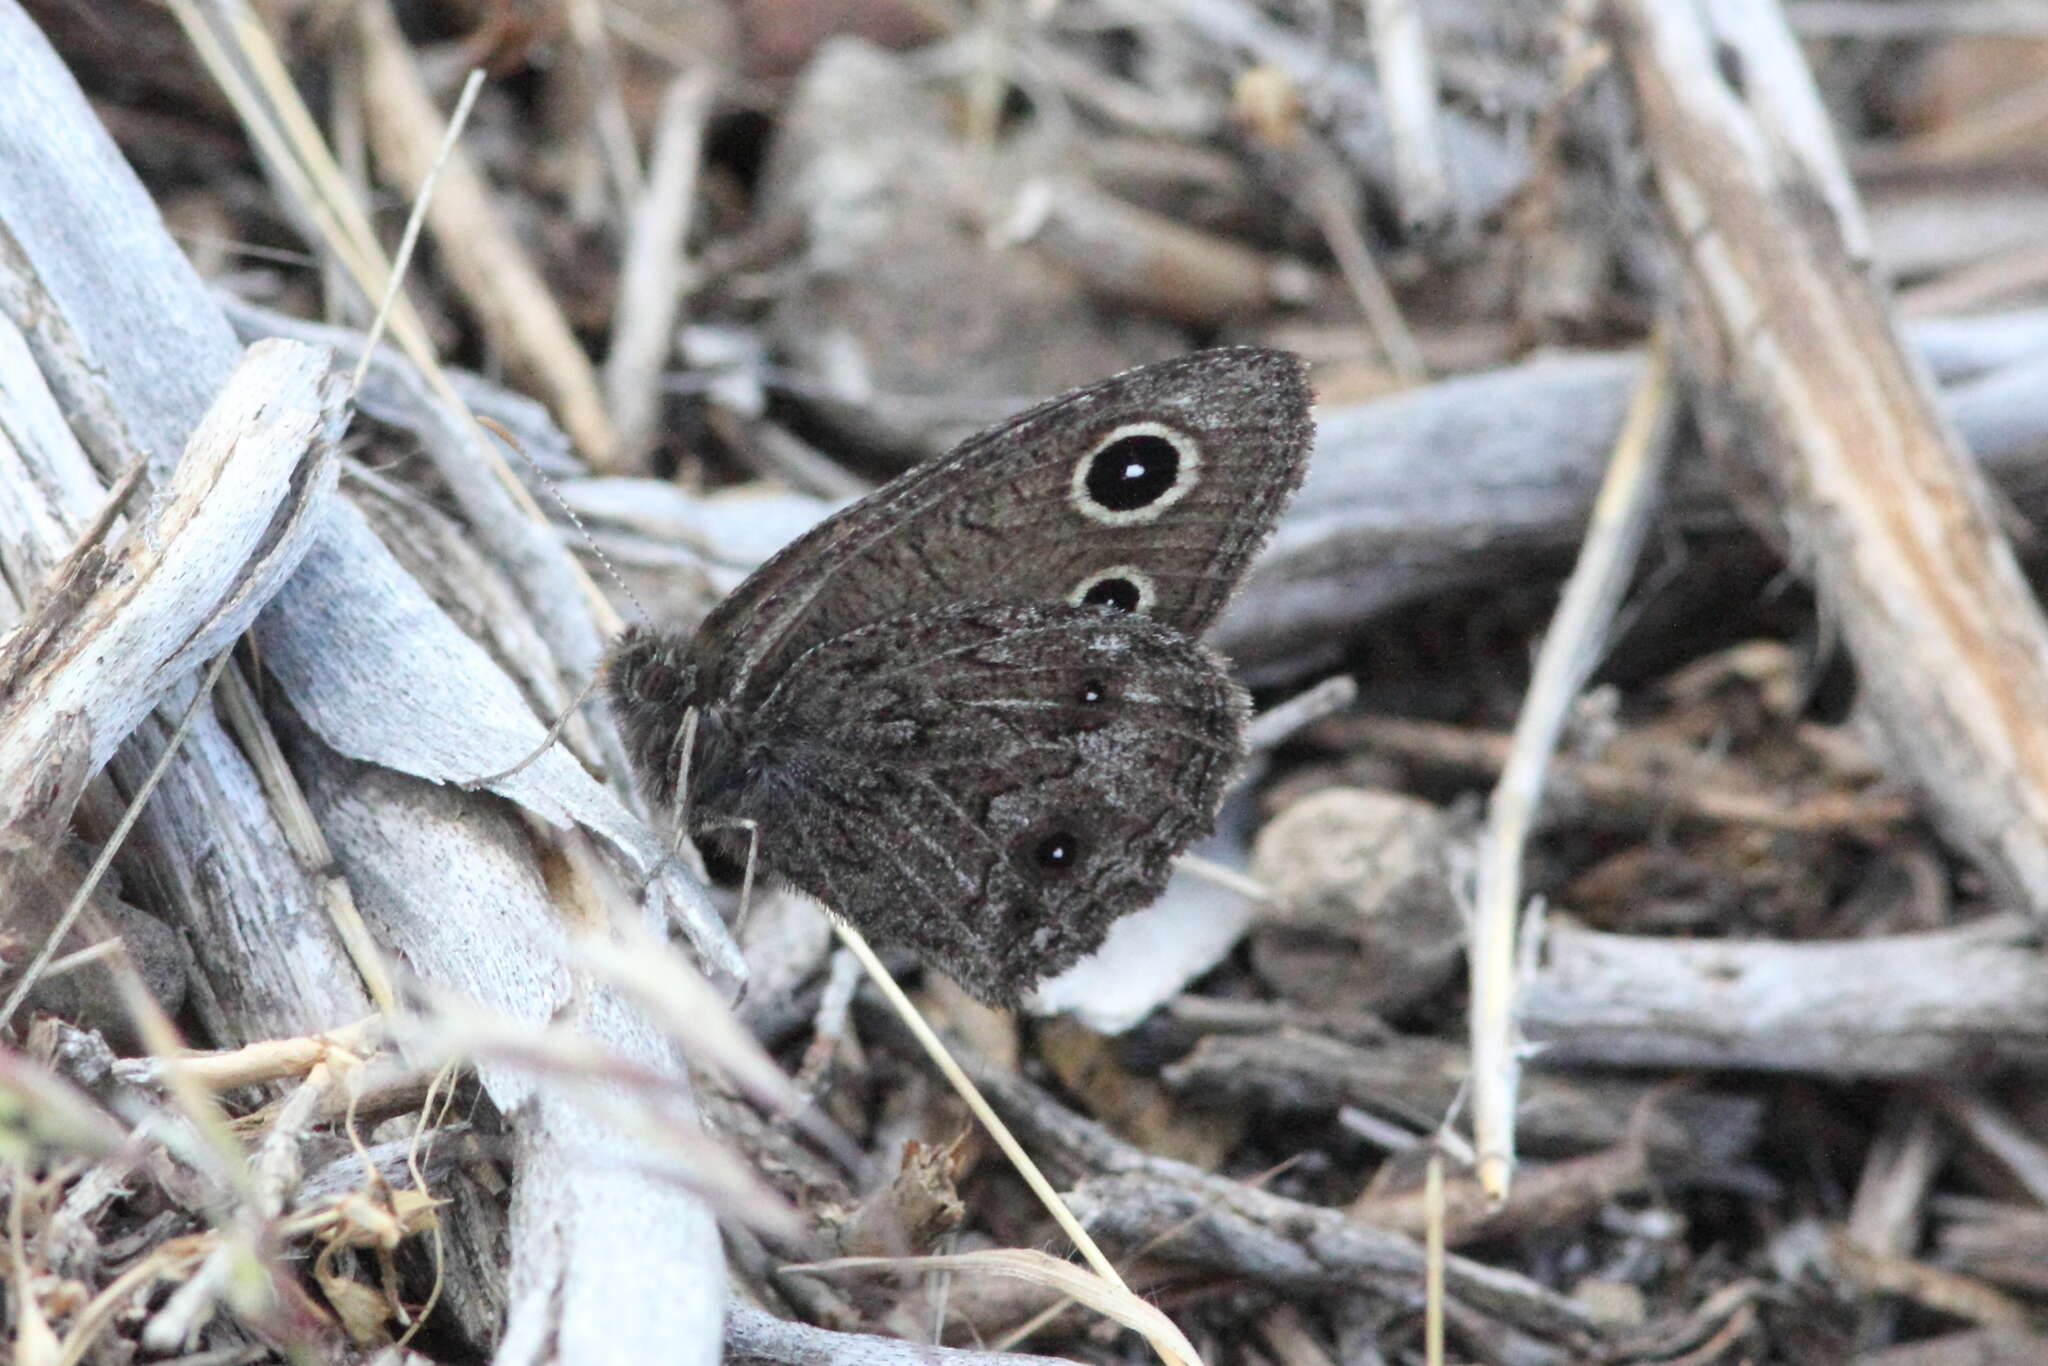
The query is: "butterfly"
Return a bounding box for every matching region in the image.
[606,348,1312,1005]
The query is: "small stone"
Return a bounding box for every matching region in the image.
[1250,788,1463,1015]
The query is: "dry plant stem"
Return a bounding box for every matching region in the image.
[1424,1147,1445,1366]
[354,1,620,465]
[1610,0,2048,918]
[1470,329,1675,1200]
[1166,1027,1763,1159]
[1830,1231,2031,1329]
[1787,4,2048,37]
[350,67,486,396]
[1899,237,2048,318]
[563,0,644,207]
[1302,142,1428,384]
[1850,1331,2048,1366]
[169,1,431,364]
[830,922,1202,1366]
[784,1249,1202,1362]
[605,68,715,467]
[1351,1143,1656,1245]
[210,664,400,1013]
[146,1054,343,1351]
[118,1017,384,1093]
[1847,1096,1945,1256]
[1245,674,1359,752]
[1929,1088,2048,1206]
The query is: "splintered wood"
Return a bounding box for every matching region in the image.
[12,1,2048,1363]
[1611,0,2048,916]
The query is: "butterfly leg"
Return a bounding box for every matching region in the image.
[697,816,761,940]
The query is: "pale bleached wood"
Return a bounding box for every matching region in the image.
[0,340,340,796]
[0,6,241,481]
[0,2,368,1045]
[292,750,726,1366]
[0,339,346,1040]
[1522,915,2048,1074]
[1220,314,2048,674]
[724,1305,1079,1366]
[0,312,109,614]
[1608,0,2048,918]
[0,8,731,1360]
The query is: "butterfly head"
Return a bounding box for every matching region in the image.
[604,627,711,816]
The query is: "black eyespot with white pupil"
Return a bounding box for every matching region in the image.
[1034,831,1081,872]
[1078,679,1107,705]
[1086,434,1179,512]
[1081,577,1141,612]
[1071,423,1200,526]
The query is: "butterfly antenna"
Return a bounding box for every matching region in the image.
[462,669,604,789]
[479,411,654,632]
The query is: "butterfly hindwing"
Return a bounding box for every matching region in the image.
[693,602,1248,1004]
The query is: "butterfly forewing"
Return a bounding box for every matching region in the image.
[689,348,1313,708]
[706,603,1248,1005]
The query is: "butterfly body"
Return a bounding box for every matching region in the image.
[606,349,1312,1005]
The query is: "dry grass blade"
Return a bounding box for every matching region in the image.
[1469,327,1676,1200]
[0,1049,128,1164]
[570,920,857,1169]
[783,1247,1202,1366]
[394,991,806,1244]
[831,923,1203,1366]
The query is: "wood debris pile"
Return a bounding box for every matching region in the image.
[4,2,2048,1363]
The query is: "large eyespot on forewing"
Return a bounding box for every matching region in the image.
[1068,422,1201,526]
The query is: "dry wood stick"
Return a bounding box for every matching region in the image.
[1606,0,2048,920]
[0,340,341,866]
[1523,914,2048,1074]
[1366,0,1452,233]
[725,1304,1079,1365]
[605,68,714,468]
[1329,714,1913,833]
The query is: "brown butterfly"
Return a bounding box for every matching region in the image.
[607,349,1312,1005]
